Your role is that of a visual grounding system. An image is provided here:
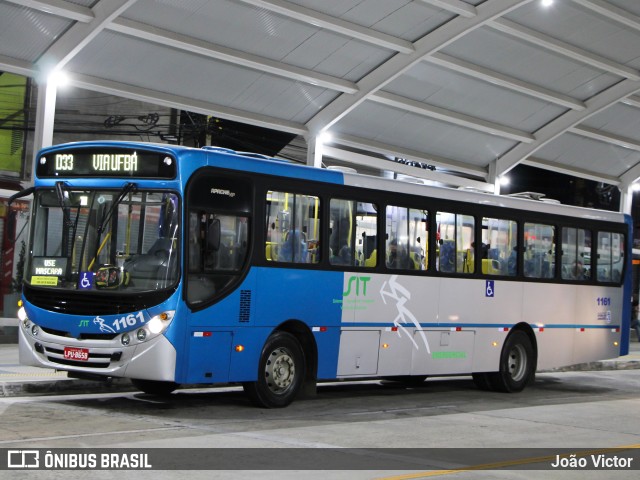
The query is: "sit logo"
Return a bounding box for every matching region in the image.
[343,276,371,297]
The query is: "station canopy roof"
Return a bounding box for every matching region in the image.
[3,0,640,193]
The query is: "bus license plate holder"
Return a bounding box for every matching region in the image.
[64,347,89,361]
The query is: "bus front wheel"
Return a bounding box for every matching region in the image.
[131,379,179,395]
[243,331,305,408]
[488,330,535,393]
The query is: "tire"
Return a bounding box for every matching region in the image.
[488,330,535,393]
[243,331,305,408]
[131,379,179,395]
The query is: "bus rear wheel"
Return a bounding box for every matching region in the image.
[488,330,535,393]
[131,379,179,395]
[243,331,305,408]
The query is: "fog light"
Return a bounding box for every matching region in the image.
[31,325,39,336]
[136,329,146,341]
[121,333,130,346]
[22,319,31,330]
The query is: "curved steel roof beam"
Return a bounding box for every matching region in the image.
[572,0,640,33]
[488,18,640,80]
[3,0,94,22]
[35,0,137,74]
[235,0,415,54]
[69,73,307,136]
[425,53,586,111]
[369,91,535,143]
[108,18,358,94]
[496,79,640,176]
[305,0,535,135]
[417,0,477,18]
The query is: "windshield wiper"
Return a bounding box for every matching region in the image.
[96,182,137,238]
[55,181,73,229]
[90,183,137,270]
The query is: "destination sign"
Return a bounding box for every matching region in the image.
[36,149,176,178]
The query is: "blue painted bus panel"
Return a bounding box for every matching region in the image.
[185,330,232,384]
[182,267,344,382]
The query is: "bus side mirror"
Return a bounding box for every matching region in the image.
[207,219,221,251]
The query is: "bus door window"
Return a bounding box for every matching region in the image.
[482,217,517,276]
[596,231,624,283]
[561,227,591,281]
[265,191,319,264]
[436,212,475,274]
[329,199,377,267]
[187,211,249,304]
[385,206,428,270]
[524,223,555,279]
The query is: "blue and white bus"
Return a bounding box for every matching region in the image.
[12,141,632,407]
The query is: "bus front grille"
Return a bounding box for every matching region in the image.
[44,346,121,369]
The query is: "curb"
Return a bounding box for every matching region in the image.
[543,359,640,372]
[0,378,136,398]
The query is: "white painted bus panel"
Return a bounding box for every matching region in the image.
[411,330,475,375]
[337,330,380,376]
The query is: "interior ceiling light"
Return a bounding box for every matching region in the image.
[541,0,554,7]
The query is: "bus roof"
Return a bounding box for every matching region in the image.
[38,141,625,224]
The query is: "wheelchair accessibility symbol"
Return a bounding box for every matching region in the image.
[78,272,94,290]
[486,280,494,297]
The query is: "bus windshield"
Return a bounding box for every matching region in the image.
[26,187,180,292]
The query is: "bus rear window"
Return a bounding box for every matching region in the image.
[596,232,623,283]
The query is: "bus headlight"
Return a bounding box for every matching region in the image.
[17,307,28,322]
[147,317,165,335]
[122,311,174,345]
[146,311,174,336]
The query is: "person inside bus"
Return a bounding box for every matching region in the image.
[278,229,308,263]
[508,245,518,276]
[569,260,588,280]
[387,238,411,269]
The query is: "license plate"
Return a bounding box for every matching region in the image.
[64,347,89,361]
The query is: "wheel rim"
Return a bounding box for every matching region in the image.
[507,344,527,382]
[264,347,295,394]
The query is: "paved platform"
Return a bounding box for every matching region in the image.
[0,338,638,398]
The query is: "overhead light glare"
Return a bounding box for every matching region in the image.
[499,176,510,186]
[317,131,333,145]
[541,0,553,7]
[48,70,69,88]
[632,183,640,192]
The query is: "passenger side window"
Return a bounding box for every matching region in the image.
[329,199,377,268]
[524,223,556,279]
[481,217,517,276]
[561,227,591,281]
[385,206,428,271]
[265,191,320,264]
[596,232,624,283]
[436,212,474,274]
